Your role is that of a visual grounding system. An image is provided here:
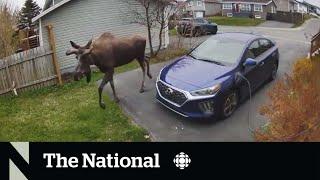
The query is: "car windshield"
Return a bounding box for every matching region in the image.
[189,36,247,66]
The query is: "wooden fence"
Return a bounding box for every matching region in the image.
[0,46,57,95]
[0,24,62,96]
[267,11,305,24]
[310,30,320,58]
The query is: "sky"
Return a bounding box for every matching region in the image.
[5,0,45,10]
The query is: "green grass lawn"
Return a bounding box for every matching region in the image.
[0,72,149,142]
[208,16,265,26]
[0,48,186,142]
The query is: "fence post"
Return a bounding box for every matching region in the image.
[46,24,63,85]
[4,59,13,91]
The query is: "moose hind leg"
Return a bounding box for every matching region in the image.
[98,73,113,109]
[145,59,152,79]
[110,76,120,103]
[98,77,107,109]
[138,60,146,93]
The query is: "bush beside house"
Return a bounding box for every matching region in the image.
[256,57,320,141]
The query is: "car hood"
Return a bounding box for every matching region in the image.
[160,56,234,92]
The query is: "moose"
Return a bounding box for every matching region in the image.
[66,32,152,109]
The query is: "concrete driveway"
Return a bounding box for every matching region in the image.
[102,18,320,142]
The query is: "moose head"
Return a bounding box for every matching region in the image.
[66,40,93,83]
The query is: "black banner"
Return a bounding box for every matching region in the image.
[0,143,319,179]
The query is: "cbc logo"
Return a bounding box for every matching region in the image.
[173,152,191,170]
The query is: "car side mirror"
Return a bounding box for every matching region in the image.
[243,58,257,67]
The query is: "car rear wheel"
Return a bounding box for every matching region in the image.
[193,28,202,37]
[220,92,238,119]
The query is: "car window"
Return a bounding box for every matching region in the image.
[195,19,204,23]
[190,36,247,66]
[259,39,273,53]
[246,40,260,59]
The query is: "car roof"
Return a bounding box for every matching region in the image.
[213,33,263,43]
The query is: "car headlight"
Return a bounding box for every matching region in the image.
[190,84,221,96]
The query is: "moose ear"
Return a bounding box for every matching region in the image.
[70,41,80,49]
[85,39,93,49]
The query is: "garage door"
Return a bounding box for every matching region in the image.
[195,11,204,18]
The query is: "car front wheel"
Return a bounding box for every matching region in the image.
[220,92,238,119]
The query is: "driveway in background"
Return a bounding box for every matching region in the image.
[258,20,294,28]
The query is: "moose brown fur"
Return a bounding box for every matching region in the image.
[66,32,152,109]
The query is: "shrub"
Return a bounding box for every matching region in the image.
[255,57,320,141]
[0,1,19,59]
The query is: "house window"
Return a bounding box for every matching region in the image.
[197,1,203,6]
[223,3,232,10]
[271,6,276,13]
[240,4,251,11]
[254,4,263,12]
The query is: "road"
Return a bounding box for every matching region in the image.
[103,19,320,142]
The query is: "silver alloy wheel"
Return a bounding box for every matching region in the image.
[223,93,238,117]
[271,63,278,80]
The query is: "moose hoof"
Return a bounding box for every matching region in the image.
[100,102,106,109]
[148,74,153,79]
[139,89,145,93]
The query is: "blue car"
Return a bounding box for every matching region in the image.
[156,33,279,120]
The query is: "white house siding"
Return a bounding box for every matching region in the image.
[40,0,168,72]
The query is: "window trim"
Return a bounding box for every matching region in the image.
[240,4,251,12]
[222,3,232,10]
[254,4,263,12]
[271,5,276,13]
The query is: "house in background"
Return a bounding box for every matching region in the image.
[274,0,320,14]
[274,0,290,12]
[274,0,307,13]
[291,0,308,13]
[205,0,222,16]
[32,0,169,73]
[221,0,277,20]
[185,0,206,18]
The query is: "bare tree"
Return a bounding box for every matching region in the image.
[0,1,19,59]
[122,0,158,57]
[122,0,182,57]
[153,0,179,56]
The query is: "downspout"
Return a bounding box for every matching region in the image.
[39,18,44,47]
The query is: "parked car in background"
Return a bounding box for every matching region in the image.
[177,18,218,36]
[156,33,279,120]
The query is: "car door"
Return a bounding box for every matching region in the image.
[258,39,277,82]
[241,40,264,91]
